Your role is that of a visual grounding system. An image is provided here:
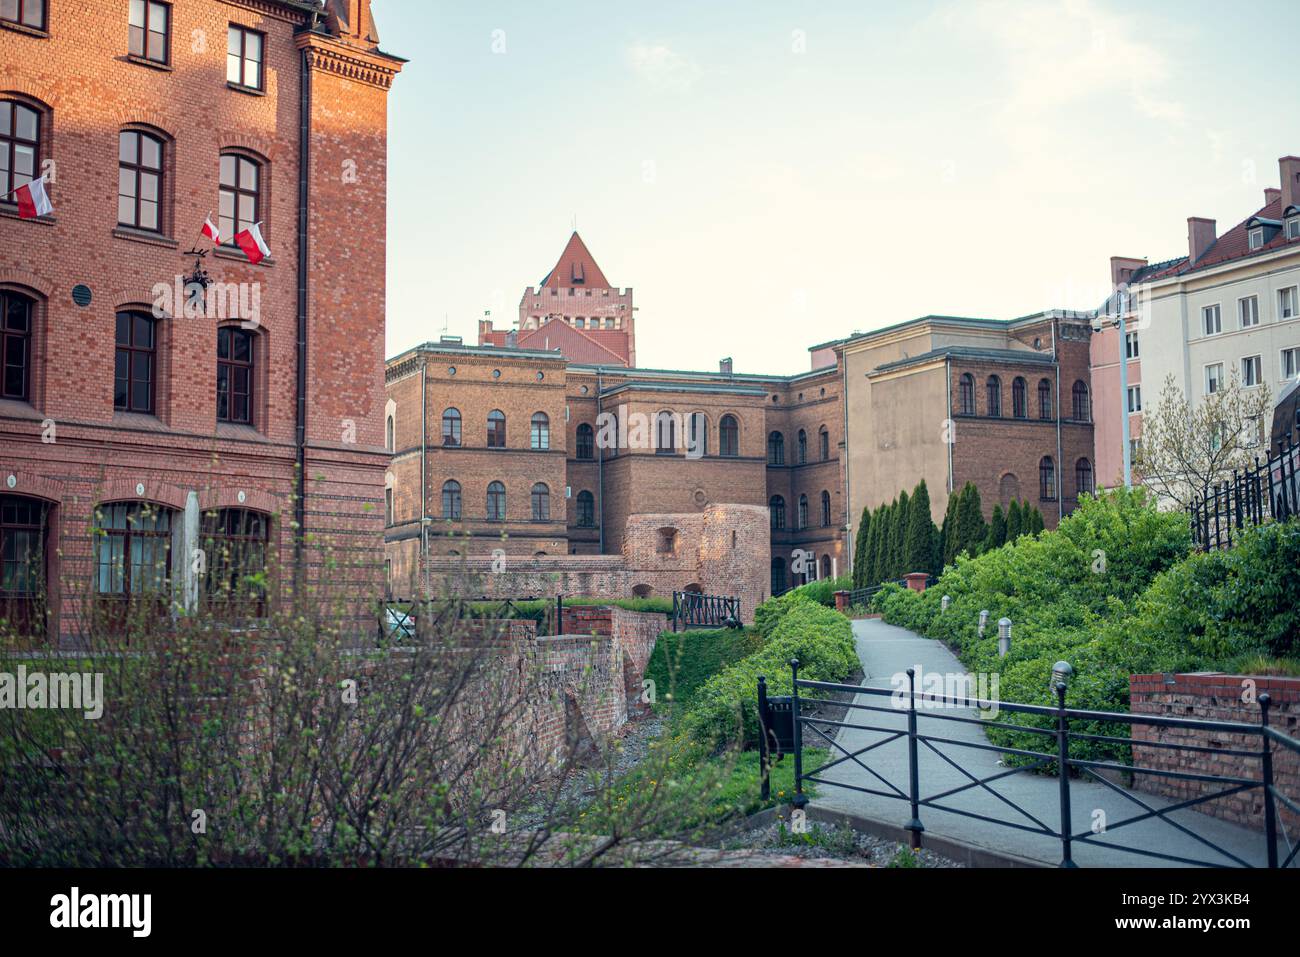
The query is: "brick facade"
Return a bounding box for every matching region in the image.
[0,0,402,647]
[1130,672,1300,835]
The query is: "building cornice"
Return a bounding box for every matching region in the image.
[297,32,404,90]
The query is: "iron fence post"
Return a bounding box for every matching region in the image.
[1260,693,1278,869]
[1055,680,1076,867]
[758,675,771,802]
[905,666,924,848]
[790,658,808,810]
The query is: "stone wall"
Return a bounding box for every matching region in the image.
[1129,672,1300,834]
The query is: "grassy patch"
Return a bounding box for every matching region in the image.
[645,627,763,711]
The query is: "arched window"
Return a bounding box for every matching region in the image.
[769,495,786,531]
[1071,381,1090,421]
[999,473,1020,508]
[821,490,831,527]
[576,490,595,527]
[797,429,807,465]
[820,555,832,580]
[115,310,156,414]
[1038,378,1053,420]
[819,426,829,461]
[768,431,785,465]
[770,557,786,595]
[442,480,461,519]
[798,494,809,530]
[1,100,42,202]
[219,152,261,245]
[1075,458,1093,497]
[385,414,395,451]
[200,508,269,617]
[530,412,549,450]
[487,409,506,448]
[94,501,174,630]
[655,411,676,454]
[531,482,550,521]
[1012,377,1027,418]
[486,481,506,521]
[986,375,1002,416]
[720,415,739,457]
[1039,456,1057,501]
[118,130,165,232]
[575,422,594,459]
[688,412,707,456]
[959,373,975,415]
[1,289,34,401]
[0,494,48,638]
[216,326,255,426]
[441,408,461,447]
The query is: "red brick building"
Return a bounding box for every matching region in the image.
[0,0,403,647]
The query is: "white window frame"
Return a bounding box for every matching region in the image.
[1279,286,1298,321]
[1241,354,1262,388]
[1238,295,1260,328]
[1289,218,1300,241]
[1281,346,1299,380]
[1126,385,1142,414]
[1248,227,1264,250]
[1124,331,1139,359]
[1205,362,1224,395]
[1202,303,1222,336]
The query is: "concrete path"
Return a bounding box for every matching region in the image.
[810,618,1278,867]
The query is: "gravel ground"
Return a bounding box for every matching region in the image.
[711,817,963,867]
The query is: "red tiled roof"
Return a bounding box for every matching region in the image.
[1141,196,1299,282]
[517,319,629,365]
[539,232,612,289]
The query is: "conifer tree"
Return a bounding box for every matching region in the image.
[1006,499,1024,541]
[940,487,961,566]
[889,490,909,579]
[904,479,936,574]
[953,483,987,560]
[852,506,871,588]
[1030,505,1046,535]
[985,503,1007,551]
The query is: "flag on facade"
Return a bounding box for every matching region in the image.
[13,175,53,220]
[201,213,221,244]
[234,222,270,265]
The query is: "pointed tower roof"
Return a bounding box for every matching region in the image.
[539,232,611,289]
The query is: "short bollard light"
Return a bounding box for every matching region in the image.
[1050,660,1074,690]
[978,609,990,637]
[941,595,951,611]
[997,617,1012,657]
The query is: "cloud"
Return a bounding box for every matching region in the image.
[625,43,702,93]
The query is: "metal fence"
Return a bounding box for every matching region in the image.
[1190,435,1300,551]
[758,660,1300,868]
[844,576,933,609]
[671,591,740,632]
[377,595,563,643]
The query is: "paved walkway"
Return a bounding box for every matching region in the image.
[811,618,1278,867]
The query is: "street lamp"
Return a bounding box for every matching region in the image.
[941,595,951,611]
[1051,660,1074,690]
[997,617,1012,657]
[978,609,990,637]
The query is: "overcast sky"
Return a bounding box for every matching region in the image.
[379,0,1300,375]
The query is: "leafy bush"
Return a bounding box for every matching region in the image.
[683,602,857,752]
[785,576,852,608]
[753,589,817,639]
[645,627,764,710]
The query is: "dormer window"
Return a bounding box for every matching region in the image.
[571,261,584,284]
[1249,227,1264,250]
[1288,215,1300,241]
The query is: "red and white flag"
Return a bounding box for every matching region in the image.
[13,175,53,220]
[201,213,220,245]
[234,222,270,265]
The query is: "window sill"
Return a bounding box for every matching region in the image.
[226,81,266,97]
[0,19,48,38]
[112,226,178,249]
[0,202,55,225]
[125,53,173,72]
[213,245,275,267]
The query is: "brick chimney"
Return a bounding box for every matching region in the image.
[1266,187,1282,207]
[1110,256,1147,289]
[1281,156,1300,211]
[1188,218,1217,264]
[719,357,733,375]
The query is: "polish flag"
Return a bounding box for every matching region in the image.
[14,175,53,220]
[234,222,270,265]
[201,213,220,244]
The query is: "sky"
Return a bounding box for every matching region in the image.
[378,0,1300,375]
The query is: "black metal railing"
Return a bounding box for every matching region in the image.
[845,576,933,609]
[671,591,740,632]
[377,594,564,642]
[1190,435,1300,551]
[758,660,1300,868]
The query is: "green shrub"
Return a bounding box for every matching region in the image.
[753,589,816,638]
[683,603,858,752]
[785,576,852,608]
[645,627,764,710]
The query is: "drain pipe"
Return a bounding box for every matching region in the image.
[292,20,316,582]
[1052,317,1063,524]
[597,368,605,553]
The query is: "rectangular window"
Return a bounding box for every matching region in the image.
[1126,385,1141,414]
[1279,286,1298,321]
[1124,331,1139,359]
[129,0,171,64]
[227,25,265,90]
[1289,218,1300,241]
[1239,295,1259,328]
[1242,354,1262,387]
[1248,228,1264,250]
[1,0,45,30]
[1205,363,1223,395]
[1202,303,1222,336]
[1283,347,1300,380]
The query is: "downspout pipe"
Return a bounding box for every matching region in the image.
[293,22,315,584]
[1053,318,1063,524]
[597,368,605,553]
